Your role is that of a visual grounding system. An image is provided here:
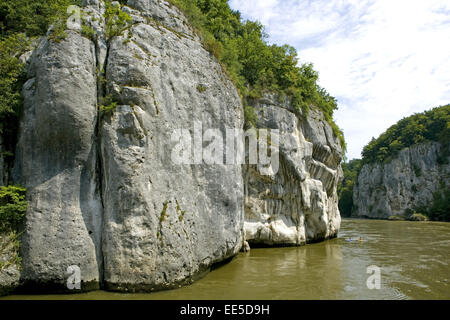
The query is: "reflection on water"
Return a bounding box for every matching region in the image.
[2,219,449,300]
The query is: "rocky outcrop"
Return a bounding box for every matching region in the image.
[353,141,450,219]
[244,96,343,246]
[2,0,343,294]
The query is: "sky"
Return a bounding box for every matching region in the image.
[228,0,450,160]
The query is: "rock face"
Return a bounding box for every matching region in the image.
[99,1,244,291]
[353,141,450,219]
[10,0,243,292]
[244,96,343,246]
[2,0,343,293]
[12,31,103,291]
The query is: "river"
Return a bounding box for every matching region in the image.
[2,219,449,300]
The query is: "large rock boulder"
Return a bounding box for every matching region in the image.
[11,0,244,292]
[99,1,244,291]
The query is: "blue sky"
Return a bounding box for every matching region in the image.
[228,0,450,160]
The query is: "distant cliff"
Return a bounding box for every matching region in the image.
[351,104,450,220]
[353,141,449,219]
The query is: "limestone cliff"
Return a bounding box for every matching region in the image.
[1,0,343,294]
[11,0,243,292]
[244,95,343,246]
[353,141,450,219]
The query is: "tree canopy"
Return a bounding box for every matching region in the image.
[361,104,450,164]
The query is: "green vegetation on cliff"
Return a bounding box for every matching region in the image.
[167,0,345,148]
[415,181,450,222]
[0,0,83,167]
[361,104,450,164]
[0,185,27,232]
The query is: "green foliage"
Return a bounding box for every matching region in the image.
[0,34,28,126]
[1,0,83,168]
[415,185,450,222]
[0,0,82,37]
[196,84,207,93]
[338,159,362,217]
[81,24,96,41]
[167,0,344,147]
[99,95,119,113]
[362,105,450,164]
[243,104,257,129]
[0,185,27,232]
[407,213,428,222]
[104,0,132,41]
[0,33,30,168]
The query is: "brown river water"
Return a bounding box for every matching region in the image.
[1,219,449,300]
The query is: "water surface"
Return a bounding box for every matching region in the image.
[2,219,449,300]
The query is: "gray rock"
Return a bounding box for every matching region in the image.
[353,141,450,219]
[12,32,103,292]
[0,233,20,296]
[12,0,244,292]
[99,1,244,289]
[244,95,343,246]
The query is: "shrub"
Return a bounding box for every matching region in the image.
[196,84,207,93]
[99,94,119,114]
[408,213,429,222]
[81,24,96,41]
[423,188,450,221]
[104,0,132,41]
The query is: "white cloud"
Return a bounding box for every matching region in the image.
[229,0,450,159]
